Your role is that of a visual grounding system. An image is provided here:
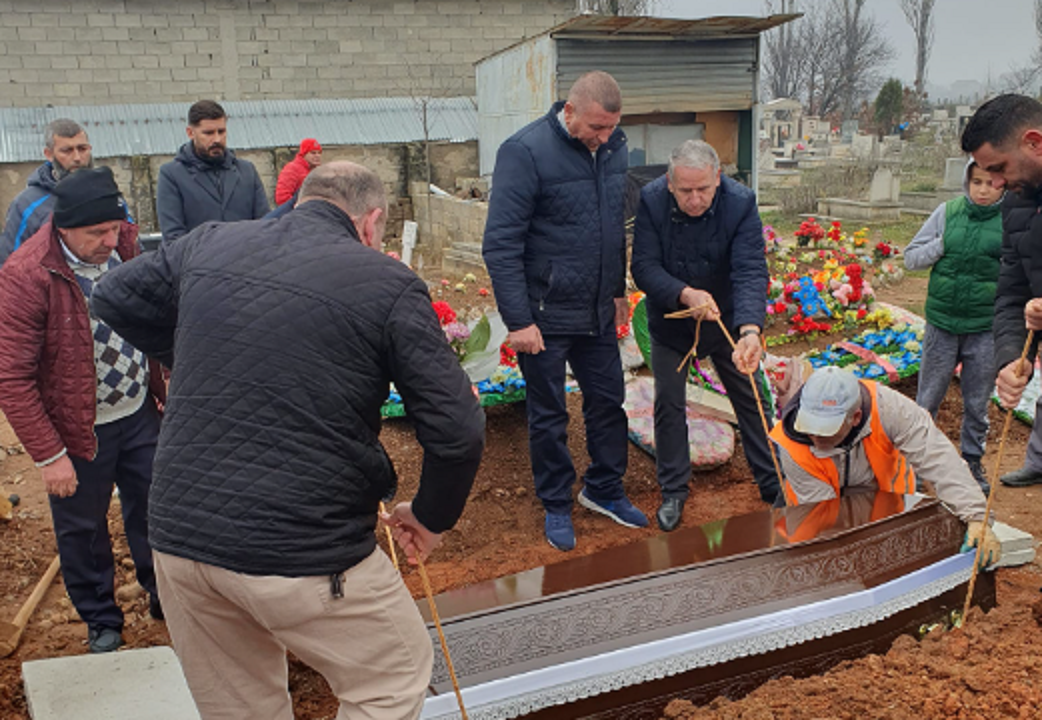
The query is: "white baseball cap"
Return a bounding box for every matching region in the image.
[795,367,861,436]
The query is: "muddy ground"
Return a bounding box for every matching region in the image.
[3,275,1042,719]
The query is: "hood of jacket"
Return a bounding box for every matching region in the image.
[27,162,61,192]
[963,157,1004,209]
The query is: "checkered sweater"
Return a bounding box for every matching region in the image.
[65,249,149,426]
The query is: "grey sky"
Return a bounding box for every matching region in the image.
[657,0,1038,88]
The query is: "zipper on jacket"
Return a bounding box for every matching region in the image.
[47,266,100,461]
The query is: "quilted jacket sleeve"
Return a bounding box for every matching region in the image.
[730,193,768,331]
[91,238,187,369]
[156,164,188,242]
[482,140,538,331]
[383,277,485,533]
[631,184,685,311]
[994,200,1038,372]
[0,266,65,462]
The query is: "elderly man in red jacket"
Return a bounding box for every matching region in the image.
[275,138,323,205]
[0,167,166,654]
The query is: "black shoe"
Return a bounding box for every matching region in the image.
[149,595,164,621]
[964,457,991,497]
[87,626,123,654]
[656,497,685,532]
[1000,467,1042,487]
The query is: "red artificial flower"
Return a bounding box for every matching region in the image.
[431,300,456,326]
[616,322,630,340]
[478,287,490,297]
[499,344,518,367]
[857,308,867,320]
[774,300,787,314]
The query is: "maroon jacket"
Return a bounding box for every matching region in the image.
[0,220,165,464]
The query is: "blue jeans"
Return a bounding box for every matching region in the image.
[915,323,995,458]
[50,399,160,631]
[517,329,628,514]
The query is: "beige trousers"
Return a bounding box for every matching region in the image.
[154,549,432,720]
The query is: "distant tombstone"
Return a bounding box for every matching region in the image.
[932,108,949,122]
[869,167,900,203]
[851,134,877,159]
[841,120,859,144]
[943,157,966,189]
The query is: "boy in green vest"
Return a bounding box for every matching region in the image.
[904,159,1004,494]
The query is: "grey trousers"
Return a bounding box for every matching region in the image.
[915,323,995,459]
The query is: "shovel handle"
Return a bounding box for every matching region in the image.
[0,555,61,657]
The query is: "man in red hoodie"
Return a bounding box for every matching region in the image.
[275,138,323,205]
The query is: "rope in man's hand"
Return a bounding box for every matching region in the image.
[665,301,786,498]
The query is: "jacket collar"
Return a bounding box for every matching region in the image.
[37,220,137,280]
[545,100,626,155]
[294,199,363,243]
[176,142,241,208]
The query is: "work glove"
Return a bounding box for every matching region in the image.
[960,521,1001,569]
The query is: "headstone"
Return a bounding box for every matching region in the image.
[23,646,201,720]
[943,157,966,189]
[841,120,859,144]
[401,220,418,266]
[869,167,900,203]
[851,134,877,159]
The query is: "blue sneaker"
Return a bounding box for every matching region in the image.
[578,488,649,528]
[545,512,576,551]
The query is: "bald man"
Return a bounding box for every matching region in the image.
[92,162,485,720]
[483,71,647,552]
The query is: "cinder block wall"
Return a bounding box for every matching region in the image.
[0,0,575,107]
[0,140,479,236]
[410,179,487,255]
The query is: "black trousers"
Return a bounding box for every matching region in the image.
[651,328,780,504]
[50,399,160,631]
[517,328,628,514]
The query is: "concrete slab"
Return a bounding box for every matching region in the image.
[23,646,200,720]
[992,521,1037,568]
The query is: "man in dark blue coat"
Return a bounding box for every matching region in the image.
[631,140,777,531]
[156,99,269,241]
[483,71,647,552]
[0,119,94,266]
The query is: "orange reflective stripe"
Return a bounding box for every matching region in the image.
[770,422,840,499]
[771,381,915,501]
[863,382,916,493]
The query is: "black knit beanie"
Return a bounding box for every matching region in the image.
[52,166,125,229]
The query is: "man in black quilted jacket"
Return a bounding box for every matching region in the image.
[483,71,647,553]
[962,94,1042,488]
[91,161,484,720]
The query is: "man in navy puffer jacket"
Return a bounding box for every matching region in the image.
[632,140,776,531]
[483,71,647,552]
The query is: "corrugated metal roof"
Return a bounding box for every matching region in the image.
[478,13,801,64]
[0,96,478,163]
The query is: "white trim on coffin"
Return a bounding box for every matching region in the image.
[421,552,976,720]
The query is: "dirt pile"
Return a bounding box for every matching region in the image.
[661,602,1042,720]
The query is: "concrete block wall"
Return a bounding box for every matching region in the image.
[0,140,478,236]
[0,0,576,107]
[410,179,487,261]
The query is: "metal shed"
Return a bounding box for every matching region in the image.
[475,14,799,190]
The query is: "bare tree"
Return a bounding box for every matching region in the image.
[761,0,892,118]
[832,0,895,120]
[761,0,808,101]
[578,0,655,14]
[898,0,935,99]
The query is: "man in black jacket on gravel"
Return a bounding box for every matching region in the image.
[92,161,485,720]
[963,93,1042,488]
